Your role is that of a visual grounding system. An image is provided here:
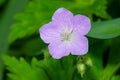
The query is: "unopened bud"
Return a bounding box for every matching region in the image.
[85,57,92,67]
[77,63,86,77]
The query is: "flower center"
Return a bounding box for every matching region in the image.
[61,28,73,42]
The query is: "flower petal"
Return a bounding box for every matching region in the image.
[70,35,88,55]
[48,41,70,59]
[39,22,61,43]
[72,14,91,35]
[52,8,73,28]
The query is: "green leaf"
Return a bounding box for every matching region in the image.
[3,55,48,80]
[75,0,110,19]
[32,55,77,80]
[89,0,110,19]
[87,18,120,39]
[3,55,77,80]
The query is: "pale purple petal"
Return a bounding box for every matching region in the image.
[52,8,73,29]
[72,14,91,35]
[70,35,88,55]
[48,41,70,59]
[39,22,61,43]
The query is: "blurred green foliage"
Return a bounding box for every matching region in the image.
[0,0,120,80]
[111,76,120,80]
[9,0,110,44]
[0,0,4,6]
[0,0,27,80]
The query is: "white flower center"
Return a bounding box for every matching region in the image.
[61,28,73,42]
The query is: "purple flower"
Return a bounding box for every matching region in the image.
[39,8,91,59]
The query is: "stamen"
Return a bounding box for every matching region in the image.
[61,28,73,42]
